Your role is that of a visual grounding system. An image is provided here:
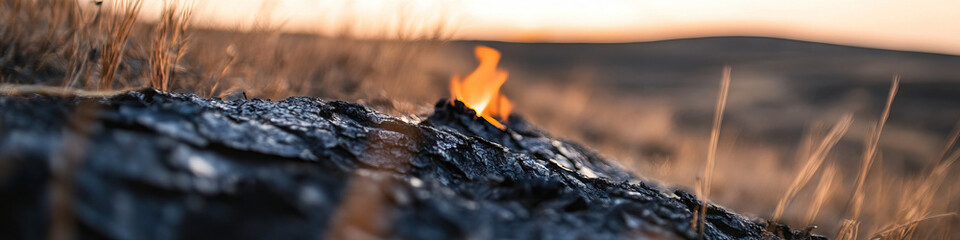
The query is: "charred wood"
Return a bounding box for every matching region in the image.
[0,89,822,239]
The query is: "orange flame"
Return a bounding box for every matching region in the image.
[450,46,513,130]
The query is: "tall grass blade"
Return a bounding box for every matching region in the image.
[698,65,731,237]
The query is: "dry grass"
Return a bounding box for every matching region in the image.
[207,44,236,97]
[1,0,90,86]
[98,0,142,90]
[61,0,98,89]
[851,76,899,219]
[772,113,853,223]
[804,163,837,226]
[695,65,730,236]
[836,219,860,240]
[149,0,193,91]
[1,0,449,108]
[872,124,960,239]
[836,77,898,239]
[872,212,957,239]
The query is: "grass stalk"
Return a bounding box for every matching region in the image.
[848,76,899,219]
[804,163,837,226]
[837,76,899,239]
[698,65,731,237]
[771,113,853,223]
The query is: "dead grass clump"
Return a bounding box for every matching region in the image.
[1,0,90,86]
[181,1,452,105]
[98,0,142,90]
[872,213,957,239]
[149,1,193,91]
[3,0,450,107]
[870,121,960,239]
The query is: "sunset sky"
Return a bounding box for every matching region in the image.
[142,0,960,55]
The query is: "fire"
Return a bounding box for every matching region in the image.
[450,46,513,130]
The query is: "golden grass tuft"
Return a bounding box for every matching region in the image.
[98,0,143,90]
[2,0,450,104]
[872,121,960,239]
[836,219,859,240]
[149,0,193,92]
[872,212,957,239]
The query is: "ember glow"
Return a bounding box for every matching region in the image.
[450,46,513,130]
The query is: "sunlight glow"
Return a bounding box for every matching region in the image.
[143,0,960,55]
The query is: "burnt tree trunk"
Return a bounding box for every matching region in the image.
[0,89,821,239]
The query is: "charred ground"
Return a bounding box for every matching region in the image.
[0,89,820,239]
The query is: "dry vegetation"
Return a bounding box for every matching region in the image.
[693,65,730,238]
[1,0,449,109]
[148,0,192,91]
[514,70,959,237]
[1,0,958,239]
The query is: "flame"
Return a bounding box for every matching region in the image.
[450,46,513,130]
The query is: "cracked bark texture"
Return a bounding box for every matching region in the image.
[0,89,822,240]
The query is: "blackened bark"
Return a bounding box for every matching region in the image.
[0,89,823,240]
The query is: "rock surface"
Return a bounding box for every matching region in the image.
[0,89,821,239]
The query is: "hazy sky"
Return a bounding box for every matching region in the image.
[143,0,960,55]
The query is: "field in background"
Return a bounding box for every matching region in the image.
[2,0,959,238]
[464,39,960,237]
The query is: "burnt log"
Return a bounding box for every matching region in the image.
[0,89,822,239]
